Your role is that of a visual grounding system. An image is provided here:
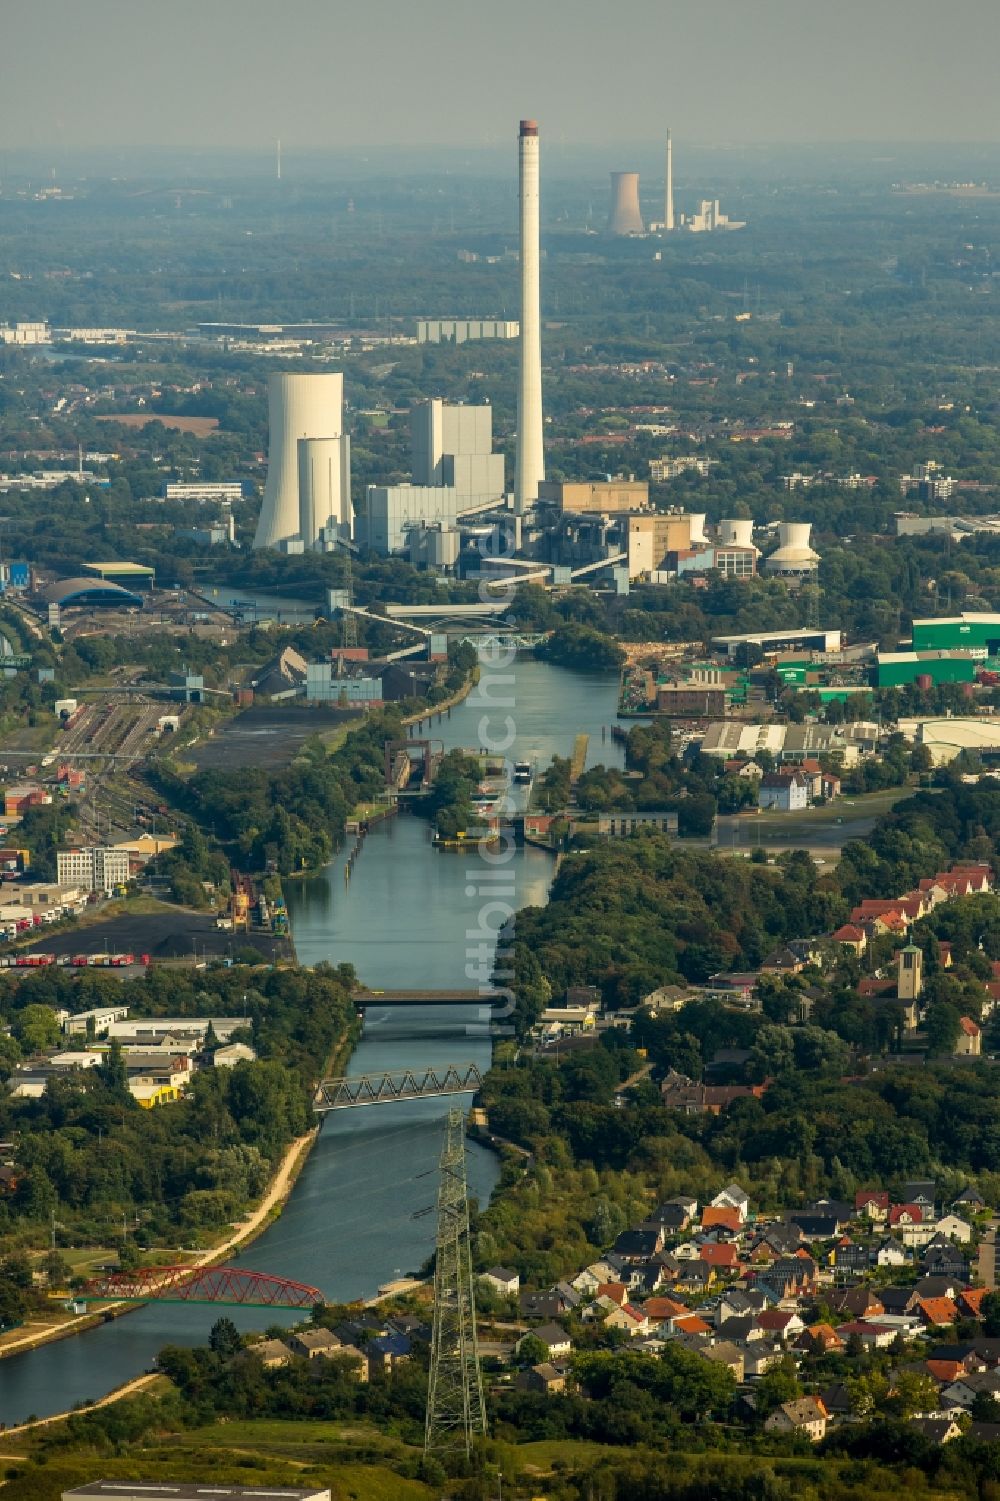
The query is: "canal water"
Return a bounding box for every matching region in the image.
[0,659,625,1424]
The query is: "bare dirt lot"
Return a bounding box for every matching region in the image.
[22,908,293,963]
[95,413,220,435]
[192,703,361,771]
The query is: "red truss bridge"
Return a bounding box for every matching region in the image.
[81,1264,324,1308]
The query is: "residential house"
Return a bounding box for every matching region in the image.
[836,1321,898,1350]
[520,1290,571,1320]
[604,1303,650,1338]
[480,1266,520,1296]
[612,1228,664,1262]
[789,1212,841,1240]
[909,1416,963,1444]
[952,1187,987,1213]
[701,1206,744,1235]
[797,1323,844,1355]
[516,1361,567,1395]
[903,1182,937,1214]
[743,1342,787,1377]
[943,1370,1000,1410]
[833,1238,871,1273]
[764,1396,828,1441]
[699,1243,740,1274]
[855,1190,890,1223]
[876,1238,911,1268]
[661,1077,766,1114]
[701,1341,745,1381]
[710,1183,751,1220]
[956,1016,982,1056]
[922,1244,969,1282]
[916,1296,959,1328]
[833,924,868,957]
[642,1296,688,1327]
[959,1289,989,1321]
[758,770,809,812]
[674,1261,715,1294]
[520,1323,572,1360]
[369,1332,411,1371]
[288,1329,342,1361]
[757,1309,805,1342]
[252,1338,294,1369]
[760,946,807,976]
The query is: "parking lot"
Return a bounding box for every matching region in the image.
[191,704,360,771]
[20,907,294,964]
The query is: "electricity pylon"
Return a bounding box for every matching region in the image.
[424,1107,486,1457]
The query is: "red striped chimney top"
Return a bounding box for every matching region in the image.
[520,120,538,137]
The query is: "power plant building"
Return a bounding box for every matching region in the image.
[607,172,644,235]
[538,479,649,514]
[411,399,505,509]
[911,613,1000,655]
[358,485,459,556]
[417,319,518,344]
[253,373,351,551]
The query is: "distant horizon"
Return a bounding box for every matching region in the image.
[3,0,999,154]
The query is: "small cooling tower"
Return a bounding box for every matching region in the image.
[764,522,820,576]
[607,172,644,235]
[684,512,708,545]
[719,518,756,549]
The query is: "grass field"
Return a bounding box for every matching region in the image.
[0,1412,975,1501]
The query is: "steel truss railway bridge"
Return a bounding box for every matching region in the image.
[79,1057,485,1305]
[314,1062,483,1113]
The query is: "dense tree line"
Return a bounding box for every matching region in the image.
[0,963,355,1248]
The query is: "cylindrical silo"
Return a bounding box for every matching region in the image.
[684,512,708,545]
[254,372,344,550]
[607,172,644,235]
[720,518,755,548]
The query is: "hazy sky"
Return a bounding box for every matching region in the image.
[3,0,999,152]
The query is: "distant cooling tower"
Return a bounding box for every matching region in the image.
[684,512,708,545]
[719,518,756,549]
[254,372,350,550]
[607,172,644,235]
[764,522,820,576]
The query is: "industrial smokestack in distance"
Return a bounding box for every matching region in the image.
[515,118,544,516]
[664,130,674,231]
[607,172,644,235]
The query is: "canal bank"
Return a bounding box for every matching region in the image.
[0,659,626,1425]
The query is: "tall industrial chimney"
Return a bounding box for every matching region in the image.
[664,130,674,231]
[607,172,644,235]
[515,119,544,516]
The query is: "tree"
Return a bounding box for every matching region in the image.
[677,793,717,839]
[98,1037,130,1097]
[924,1002,963,1058]
[754,1357,801,1417]
[209,1316,244,1358]
[12,1003,60,1053]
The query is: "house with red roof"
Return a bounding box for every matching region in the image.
[956,1016,982,1057]
[916,1296,958,1328]
[856,1190,890,1222]
[832,924,867,956]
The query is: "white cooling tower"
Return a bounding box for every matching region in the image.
[720,518,755,548]
[254,372,348,550]
[298,436,351,547]
[764,522,820,575]
[684,512,708,545]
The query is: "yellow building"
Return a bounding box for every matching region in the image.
[539,479,649,513]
